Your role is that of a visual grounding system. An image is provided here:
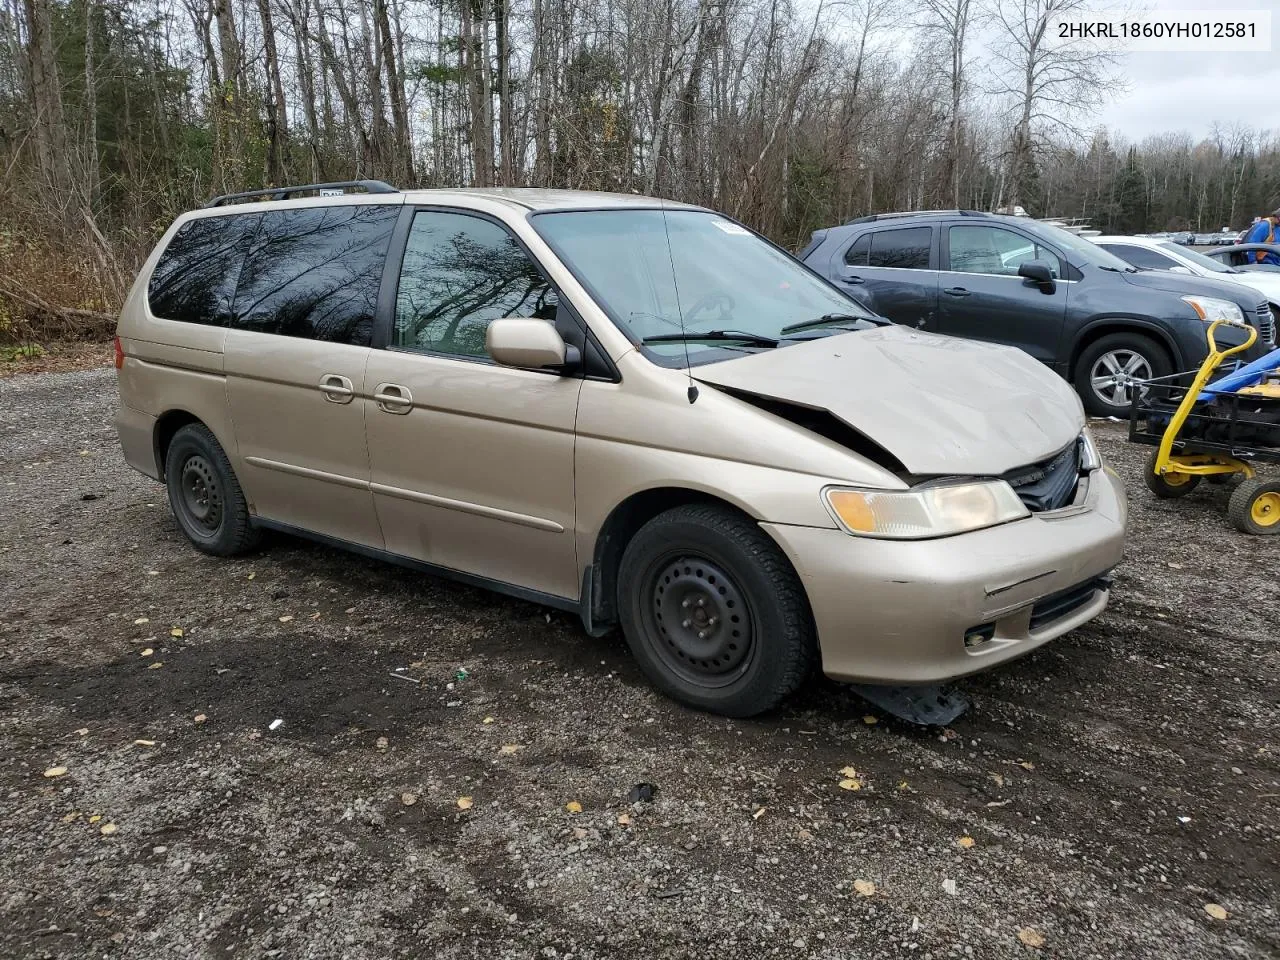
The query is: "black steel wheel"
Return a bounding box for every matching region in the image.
[617,503,816,717]
[642,553,756,688]
[165,423,260,556]
[179,453,224,533]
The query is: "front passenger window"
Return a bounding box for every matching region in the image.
[948,225,1061,278]
[394,211,558,358]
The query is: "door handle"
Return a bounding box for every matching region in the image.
[318,374,355,404]
[373,382,413,414]
[943,287,971,297]
[841,275,865,285]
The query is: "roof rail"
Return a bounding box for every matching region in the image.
[845,209,990,225]
[204,179,399,208]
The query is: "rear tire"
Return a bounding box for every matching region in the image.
[616,503,816,717]
[1074,333,1172,417]
[1143,450,1200,499]
[164,423,260,556]
[1228,477,1280,535]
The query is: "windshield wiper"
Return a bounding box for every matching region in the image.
[780,313,868,335]
[641,329,780,347]
[1097,264,1138,273]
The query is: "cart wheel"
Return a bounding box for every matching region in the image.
[1228,478,1280,535]
[1143,451,1200,499]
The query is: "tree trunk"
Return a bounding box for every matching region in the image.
[495,0,512,184]
[22,0,70,205]
[256,0,289,185]
[374,0,413,184]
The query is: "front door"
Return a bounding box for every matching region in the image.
[364,208,582,601]
[935,222,1069,364]
[223,202,401,548]
[833,224,939,330]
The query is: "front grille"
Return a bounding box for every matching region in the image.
[1256,302,1277,346]
[1003,441,1082,512]
[1028,576,1110,632]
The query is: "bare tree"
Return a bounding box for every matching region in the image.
[990,0,1120,211]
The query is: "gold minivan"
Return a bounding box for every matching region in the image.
[114,182,1127,717]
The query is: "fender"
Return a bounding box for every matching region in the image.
[1070,316,1187,372]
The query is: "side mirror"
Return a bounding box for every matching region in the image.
[1017,259,1056,292]
[486,317,580,372]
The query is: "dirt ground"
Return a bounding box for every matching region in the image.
[2,365,1277,960]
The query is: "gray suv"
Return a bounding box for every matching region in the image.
[800,211,1276,416]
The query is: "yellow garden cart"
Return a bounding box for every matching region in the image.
[1129,318,1280,534]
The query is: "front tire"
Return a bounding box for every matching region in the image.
[1143,450,1200,499]
[616,504,816,717]
[164,423,260,556]
[1074,333,1172,417]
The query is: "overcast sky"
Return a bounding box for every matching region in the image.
[1097,0,1279,140]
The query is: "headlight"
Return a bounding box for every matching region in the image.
[824,481,1029,539]
[1079,428,1102,471]
[1181,296,1243,324]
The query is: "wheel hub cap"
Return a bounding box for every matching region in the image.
[651,557,752,680]
[1252,492,1280,526]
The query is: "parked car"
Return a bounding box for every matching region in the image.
[1092,235,1280,336]
[1200,243,1280,274]
[115,183,1127,718]
[799,210,1274,417]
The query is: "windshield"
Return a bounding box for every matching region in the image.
[531,209,877,365]
[1035,222,1137,272]
[1157,240,1235,273]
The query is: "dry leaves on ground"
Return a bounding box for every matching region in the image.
[1017,927,1045,948]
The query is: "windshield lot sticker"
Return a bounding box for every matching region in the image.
[712,220,751,235]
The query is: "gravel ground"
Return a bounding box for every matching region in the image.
[2,366,1278,960]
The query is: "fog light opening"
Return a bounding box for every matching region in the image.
[963,624,996,649]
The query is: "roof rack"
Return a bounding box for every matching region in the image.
[845,209,990,225]
[204,179,399,208]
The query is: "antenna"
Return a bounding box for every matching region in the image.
[658,195,698,403]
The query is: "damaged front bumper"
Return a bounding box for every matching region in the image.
[762,467,1127,685]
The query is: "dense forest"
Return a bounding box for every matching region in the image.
[2,0,1279,342]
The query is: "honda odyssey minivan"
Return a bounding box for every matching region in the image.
[114,182,1127,717]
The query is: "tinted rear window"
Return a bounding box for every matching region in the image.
[869,226,931,269]
[844,233,871,266]
[231,206,399,346]
[147,215,258,325]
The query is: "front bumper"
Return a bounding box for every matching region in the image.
[762,467,1127,684]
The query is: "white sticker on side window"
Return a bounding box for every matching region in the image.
[711,220,751,235]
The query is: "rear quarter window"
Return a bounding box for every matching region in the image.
[147,214,258,325]
[231,205,399,346]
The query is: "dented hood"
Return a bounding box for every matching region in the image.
[692,325,1084,475]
